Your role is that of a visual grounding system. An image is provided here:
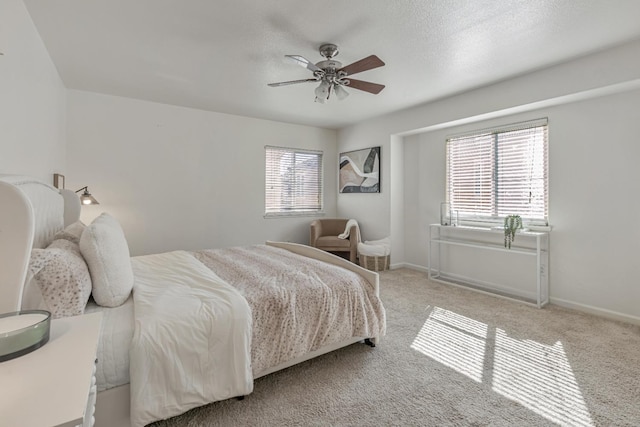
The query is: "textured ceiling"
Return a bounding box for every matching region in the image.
[23,0,640,129]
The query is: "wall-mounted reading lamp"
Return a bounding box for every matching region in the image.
[53,173,99,205]
[75,187,99,205]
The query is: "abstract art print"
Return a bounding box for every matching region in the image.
[339,146,380,193]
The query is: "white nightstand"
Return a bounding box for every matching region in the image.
[0,312,103,427]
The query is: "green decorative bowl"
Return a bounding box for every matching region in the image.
[0,310,51,362]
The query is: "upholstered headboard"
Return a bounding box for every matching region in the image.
[0,175,81,313]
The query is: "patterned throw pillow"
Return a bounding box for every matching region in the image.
[28,239,92,318]
[53,221,86,244]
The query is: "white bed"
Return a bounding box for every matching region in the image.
[85,296,134,392]
[0,175,386,427]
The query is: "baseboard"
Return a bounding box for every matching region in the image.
[394,264,640,326]
[550,297,640,326]
[390,262,428,272]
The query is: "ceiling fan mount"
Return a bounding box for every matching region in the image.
[268,43,385,103]
[319,43,339,60]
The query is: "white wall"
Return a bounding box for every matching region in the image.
[66,90,337,256]
[337,126,392,243]
[0,0,66,180]
[338,39,640,323]
[405,93,640,314]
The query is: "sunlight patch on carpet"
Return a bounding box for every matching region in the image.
[411,307,487,382]
[411,307,594,425]
[492,329,594,426]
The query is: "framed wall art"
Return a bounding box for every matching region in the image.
[339,146,380,193]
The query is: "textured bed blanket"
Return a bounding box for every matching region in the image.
[129,251,253,427]
[192,244,386,375]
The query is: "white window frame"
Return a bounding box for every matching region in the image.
[265,145,324,218]
[446,118,549,227]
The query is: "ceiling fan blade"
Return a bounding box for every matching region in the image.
[268,78,319,87]
[338,55,385,76]
[285,55,323,73]
[344,78,385,94]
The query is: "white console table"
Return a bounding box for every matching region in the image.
[428,224,549,308]
[0,312,102,427]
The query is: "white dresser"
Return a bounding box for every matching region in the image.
[0,312,103,427]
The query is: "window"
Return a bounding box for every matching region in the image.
[265,146,323,216]
[446,119,548,225]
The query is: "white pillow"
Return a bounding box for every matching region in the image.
[27,239,92,318]
[54,220,86,244]
[80,213,133,307]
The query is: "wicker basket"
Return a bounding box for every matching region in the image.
[359,254,390,271]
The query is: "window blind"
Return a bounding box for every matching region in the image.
[446,119,548,225]
[265,146,323,215]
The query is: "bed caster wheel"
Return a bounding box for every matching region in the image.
[364,338,376,348]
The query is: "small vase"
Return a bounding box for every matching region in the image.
[440,202,451,226]
[450,209,459,227]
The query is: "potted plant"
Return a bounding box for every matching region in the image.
[504,215,523,248]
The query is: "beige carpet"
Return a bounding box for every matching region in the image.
[152,268,640,426]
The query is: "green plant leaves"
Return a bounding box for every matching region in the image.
[504,215,522,249]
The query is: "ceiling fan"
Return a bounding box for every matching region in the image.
[268,43,385,103]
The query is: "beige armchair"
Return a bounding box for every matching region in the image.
[309,218,359,263]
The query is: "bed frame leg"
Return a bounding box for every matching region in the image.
[364,338,376,348]
[236,396,245,401]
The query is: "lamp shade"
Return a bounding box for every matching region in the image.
[76,187,99,205]
[314,80,331,103]
[334,84,349,100]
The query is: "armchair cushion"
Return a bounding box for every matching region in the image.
[316,236,351,249]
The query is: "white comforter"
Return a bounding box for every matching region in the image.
[129,251,253,427]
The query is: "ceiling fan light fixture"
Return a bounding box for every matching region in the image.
[314,80,331,103]
[334,84,349,100]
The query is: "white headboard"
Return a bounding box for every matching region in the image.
[0,175,81,313]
